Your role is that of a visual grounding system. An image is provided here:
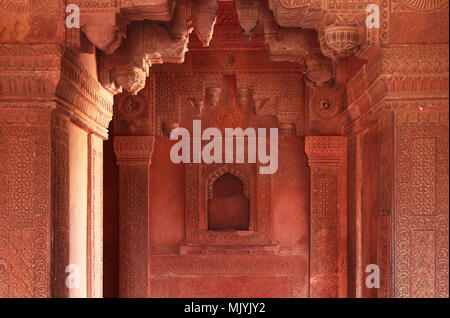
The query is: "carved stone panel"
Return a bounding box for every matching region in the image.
[0,108,52,298]
[394,111,449,298]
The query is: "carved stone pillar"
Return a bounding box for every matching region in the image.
[114,136,155,298]
[341,43,449,298]
[305,136,347,298]
[0,44,113,297]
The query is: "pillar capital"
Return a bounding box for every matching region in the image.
[305,136,347,165]
[113,136,155,166]
[0,44,115,139]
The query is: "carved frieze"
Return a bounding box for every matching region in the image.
[342,44,449,134]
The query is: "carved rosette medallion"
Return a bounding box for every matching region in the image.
[119,94,145,120]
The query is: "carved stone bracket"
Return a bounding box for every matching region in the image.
[99,0,194,95]
[73,0,177,53]
[235,0,261,40]
[319,14,364,61]
[192,0,219,46]
[268,0,325,29]
[267,0,379,61]
[306,57,334,89]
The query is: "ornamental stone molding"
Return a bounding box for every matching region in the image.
[341,44,449,134]
[0,43,114,139]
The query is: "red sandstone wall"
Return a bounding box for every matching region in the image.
[146,136,310,297]
[149,138,186,250]
[272,137,309,257]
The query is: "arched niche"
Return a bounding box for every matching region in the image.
[185,163,271,246]
[207,173,250,231]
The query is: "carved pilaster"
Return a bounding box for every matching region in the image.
[393,110,449,298]
[0,108,53,297]
[114,136,155,297]
[305,136,347,298]
[376,110,394,298]
[0,44,114,297]
[51,111,71,298]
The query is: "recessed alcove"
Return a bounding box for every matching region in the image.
[207,173,250,231]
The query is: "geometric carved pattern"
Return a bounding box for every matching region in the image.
[153,71,305,136]
[51,112,70,298]
[309,168,339,297]
[411,138,435,215]
[0,108,51,298]
[237,74,305,135]
[118,166,150,298]
[395,111,449,298]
